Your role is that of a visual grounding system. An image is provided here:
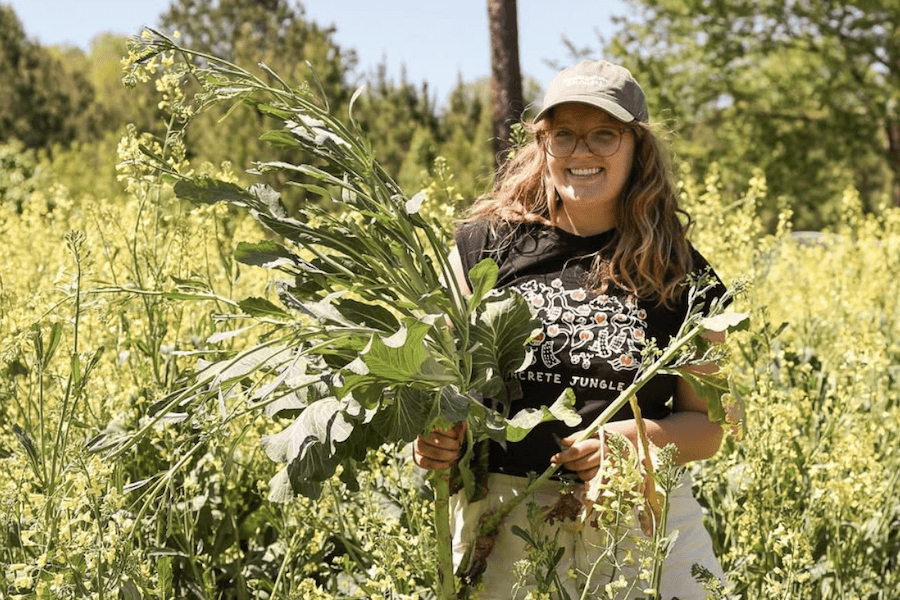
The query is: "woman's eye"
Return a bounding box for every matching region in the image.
[553,129,575,141]
[590,129,618,144]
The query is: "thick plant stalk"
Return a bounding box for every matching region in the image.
[431,470,456,599]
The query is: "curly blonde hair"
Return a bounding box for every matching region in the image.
[465,109,693,308]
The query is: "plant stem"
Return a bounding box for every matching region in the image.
[630,396,662,528]
[431,469,456,599]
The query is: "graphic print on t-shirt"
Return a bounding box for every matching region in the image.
[514,278,647,374]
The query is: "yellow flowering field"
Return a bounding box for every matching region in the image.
[2,41,899,600]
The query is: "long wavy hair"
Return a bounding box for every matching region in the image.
[465,107,693,308]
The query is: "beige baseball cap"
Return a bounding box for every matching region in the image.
[534,60,649,124]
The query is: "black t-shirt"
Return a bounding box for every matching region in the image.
[455,219,726,477]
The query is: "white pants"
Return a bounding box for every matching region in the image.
[451,472,725,600]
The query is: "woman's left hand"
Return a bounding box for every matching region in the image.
[550,434,606,482]
[550,422,638,482]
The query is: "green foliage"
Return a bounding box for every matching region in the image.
[124,36,549,510]
[156,0,357,177]
[0,5,96,149]
[597,0,900,228]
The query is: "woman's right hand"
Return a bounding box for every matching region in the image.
[412,421,467,471]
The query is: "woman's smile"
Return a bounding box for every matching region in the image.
[568,167,603,177]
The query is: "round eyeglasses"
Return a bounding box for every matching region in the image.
[543,126,631,158]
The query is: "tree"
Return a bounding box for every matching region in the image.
[598,0,900,227]
[348,61,441,194]
[158,0,357,177]
[487,0,525,170]
[0,5,95,149]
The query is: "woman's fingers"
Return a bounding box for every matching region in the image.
[412,423,466,471]
[552,433,608,482]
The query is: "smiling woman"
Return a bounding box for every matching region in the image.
[414,60,730,599]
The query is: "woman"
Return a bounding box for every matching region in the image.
[414,60,727,599]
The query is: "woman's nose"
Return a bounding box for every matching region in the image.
[572,136,592,155]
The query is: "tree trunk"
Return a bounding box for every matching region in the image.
[487,0,524,171]
[887,118,900,206]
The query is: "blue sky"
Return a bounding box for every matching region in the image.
[6,0,626,105]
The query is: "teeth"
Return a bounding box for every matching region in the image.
[570,168,602,176]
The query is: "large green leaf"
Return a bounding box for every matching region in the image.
[198,344,292,387]
[335,297,400,332]
[370,387,437,444]
[469,290,541,406]
[361,319,433,382]
[260,396,352,463]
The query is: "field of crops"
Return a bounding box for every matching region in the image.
[2,36,899,600]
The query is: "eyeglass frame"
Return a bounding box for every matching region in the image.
[539,125,636,158]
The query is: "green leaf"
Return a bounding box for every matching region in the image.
[700,311,750,333]
[44,322,63,366]
[234,240,296,269]
[266,466,296,503]
[438,386,471,425]
[238,296,292,320]
[261,397,353,464]
[335,298,399,332]
[259,129,303,149]
[680,370,731,424]
[200,344,292,387]
[256,103,294,120]
[118,579,141,600]
[173,177,253,206]
[470,290,541,406]
[162,291,218,301]
[467,258,499,310]
[291,292,356,326]
[70,353,82,388]
[12,425,41,477]
[249,183,287,218]
[370,387,437,443]
[157,556,173,600]
[361,320,432,382]
[504,388,581,443]
[169,275,213,291]
[690,374,748,442]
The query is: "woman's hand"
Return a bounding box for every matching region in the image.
[550,422,637,482]
[413,421,467,471]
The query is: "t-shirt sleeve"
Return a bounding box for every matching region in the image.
[453,220,493,291]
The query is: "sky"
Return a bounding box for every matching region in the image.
[6,0,627,106]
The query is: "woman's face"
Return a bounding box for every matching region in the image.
[545,103,636,235]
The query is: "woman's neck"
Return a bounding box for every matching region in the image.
[551,203,616,237]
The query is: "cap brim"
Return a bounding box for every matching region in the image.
[533,95,635,124]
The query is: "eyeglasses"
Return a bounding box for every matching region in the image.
[542,126,632,158]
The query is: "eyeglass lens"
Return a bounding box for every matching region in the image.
[547,127,623,157]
